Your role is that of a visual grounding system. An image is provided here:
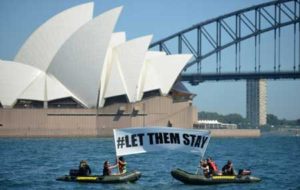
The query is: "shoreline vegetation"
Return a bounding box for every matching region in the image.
[199,111,300,136]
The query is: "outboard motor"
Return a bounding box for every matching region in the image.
[238,169,251,176]
[69,169,80,176]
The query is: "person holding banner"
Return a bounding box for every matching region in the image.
[198,160,210,177]
[118,157,127,174]
[102,161,117,176]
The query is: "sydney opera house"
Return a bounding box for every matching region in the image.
[0,3,197,137]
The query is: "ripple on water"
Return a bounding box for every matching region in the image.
[0,136,299,190]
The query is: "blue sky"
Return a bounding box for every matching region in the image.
[0,0,299,119]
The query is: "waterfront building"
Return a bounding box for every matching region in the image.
[0,3,197,137]
[246,79,267,127]
[193,120,238,129]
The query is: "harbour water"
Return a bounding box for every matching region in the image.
[0,136,299,190]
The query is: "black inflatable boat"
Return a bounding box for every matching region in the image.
[56,170,141,184]
[171,168,261,185]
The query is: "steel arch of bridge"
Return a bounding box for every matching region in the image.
[149,0,300,83]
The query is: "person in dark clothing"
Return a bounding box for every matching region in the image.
[167,120,173,127]
[222,160,235,175]
[78,160,92,176]
[103,160,117,176]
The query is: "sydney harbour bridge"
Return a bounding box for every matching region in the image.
[150,0,300,126]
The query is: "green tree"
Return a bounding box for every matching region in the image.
[267,114,280,125]
[199,111,299,128]
[198,111,249,128]
[222,113,245,124]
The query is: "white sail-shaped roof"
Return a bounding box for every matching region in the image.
[0,60,41,107]
[0,4,192,109]
[46,74,80,102]
[15,3,94,71]
[136,51,167,100]
[108,32,126,47]
[104,52,127,99]
[99,32,126,107]
[143,54,192,95]
[18,73,80,103]
[114,35,153,102]
[19,73,46,101]
[48,7,122,108]
[104,36,154,103]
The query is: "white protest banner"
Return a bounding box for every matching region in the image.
[113,127,210,157]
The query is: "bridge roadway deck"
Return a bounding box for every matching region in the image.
[181,71,300,84]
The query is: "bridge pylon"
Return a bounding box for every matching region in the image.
[246,79,267,128]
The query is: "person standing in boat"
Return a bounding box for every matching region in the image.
[118,156,127,174]
[222,160,235,175]
[207,157,219,176]
[167,120,173,127]
[103,160,117,176]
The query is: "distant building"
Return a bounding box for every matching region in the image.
[246,79,267,127]
[193,120,238,129]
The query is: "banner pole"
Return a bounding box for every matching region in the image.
[113,129,120,174]
[116,155,120,174]
[195,154,202,174]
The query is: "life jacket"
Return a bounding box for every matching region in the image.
[118,161,127,173]
[208,160,218,171]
